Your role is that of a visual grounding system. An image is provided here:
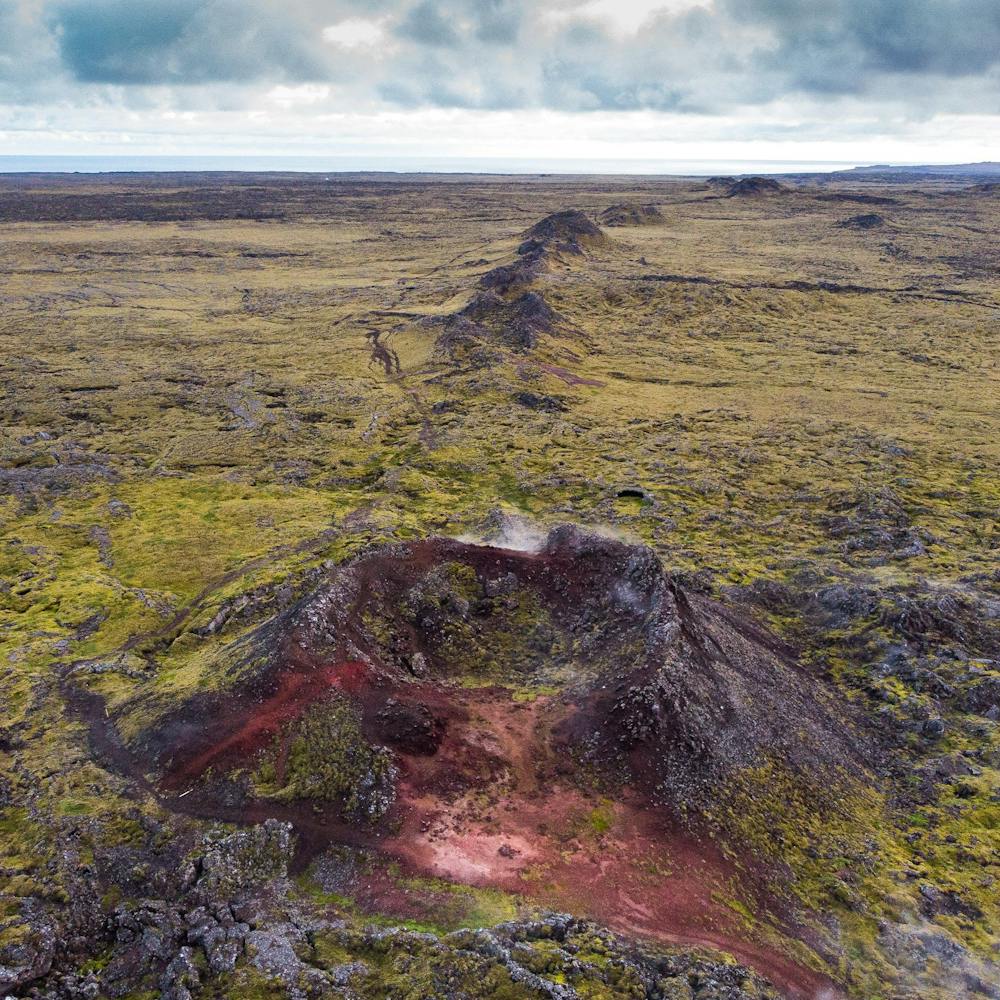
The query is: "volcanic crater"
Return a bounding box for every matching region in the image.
[134,524,855,787]
[73,525,865,996]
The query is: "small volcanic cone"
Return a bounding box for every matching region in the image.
[100,525,865,836]
[70,524,857,1000]
[520,209,607,251]
[838,213,887,230]
[727,177,787,197]
[599,203,665,226]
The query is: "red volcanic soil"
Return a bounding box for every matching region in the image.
[160,659,370,791]
[380,686,838,1000]
[159,671,838,997]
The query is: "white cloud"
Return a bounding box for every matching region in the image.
[2,102,997,170]
[2,1,999,164]
[322,17,388,49]
[266,83,331,108]
[544,0,711,35]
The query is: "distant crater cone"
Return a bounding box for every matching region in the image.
[520,209,607,251]
[599,203,665,226]
[106,525,865,832]
[727,177,787,197]
[838,213,887,230]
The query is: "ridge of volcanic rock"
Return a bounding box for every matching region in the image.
[727,176,787,197]
[438,210,606,359]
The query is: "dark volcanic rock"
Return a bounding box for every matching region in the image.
[478,253,546,295]
[727,177,786,197]
[196,819,294,900]
[599,203,665,226]
[513,391,568,413]
[918,882,983,920]
[457,289,561,350]
[521,209,605,249]
[563,570,866,806]
[818,191,898,206]
[501,291,559,348]
[479,209,604,293]
[839,213,887,229]
[964,675,1000,717]
[0,456,119,499]
[0,904,58,994]
[375,698,446,754]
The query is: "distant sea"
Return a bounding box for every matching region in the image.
[0,155,863,176]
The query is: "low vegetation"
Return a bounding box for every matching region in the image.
[0,171,997,999]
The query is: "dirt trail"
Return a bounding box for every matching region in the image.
[366,328,401,375]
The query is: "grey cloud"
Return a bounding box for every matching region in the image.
[473,0,522,45]
[394,0,524,49]
[48,0,331,84]
[0,1,62,92]
[370,0,1000,113]
[398,1,461,48]
[5,0,1000,115]
[729,0,1000,87]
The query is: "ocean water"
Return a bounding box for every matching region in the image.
[0,155,862,176]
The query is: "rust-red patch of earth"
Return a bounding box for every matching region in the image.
[153,672,839,998]
[160,659,371,791]
[376,687,840,1000]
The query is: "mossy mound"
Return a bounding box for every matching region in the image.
[252,693,397,821]
[838,213,888,230]
[599,203,665,226]
[727,177,787,197]
[520,209,607,250]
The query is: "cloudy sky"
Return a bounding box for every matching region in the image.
[1,0,998,168]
